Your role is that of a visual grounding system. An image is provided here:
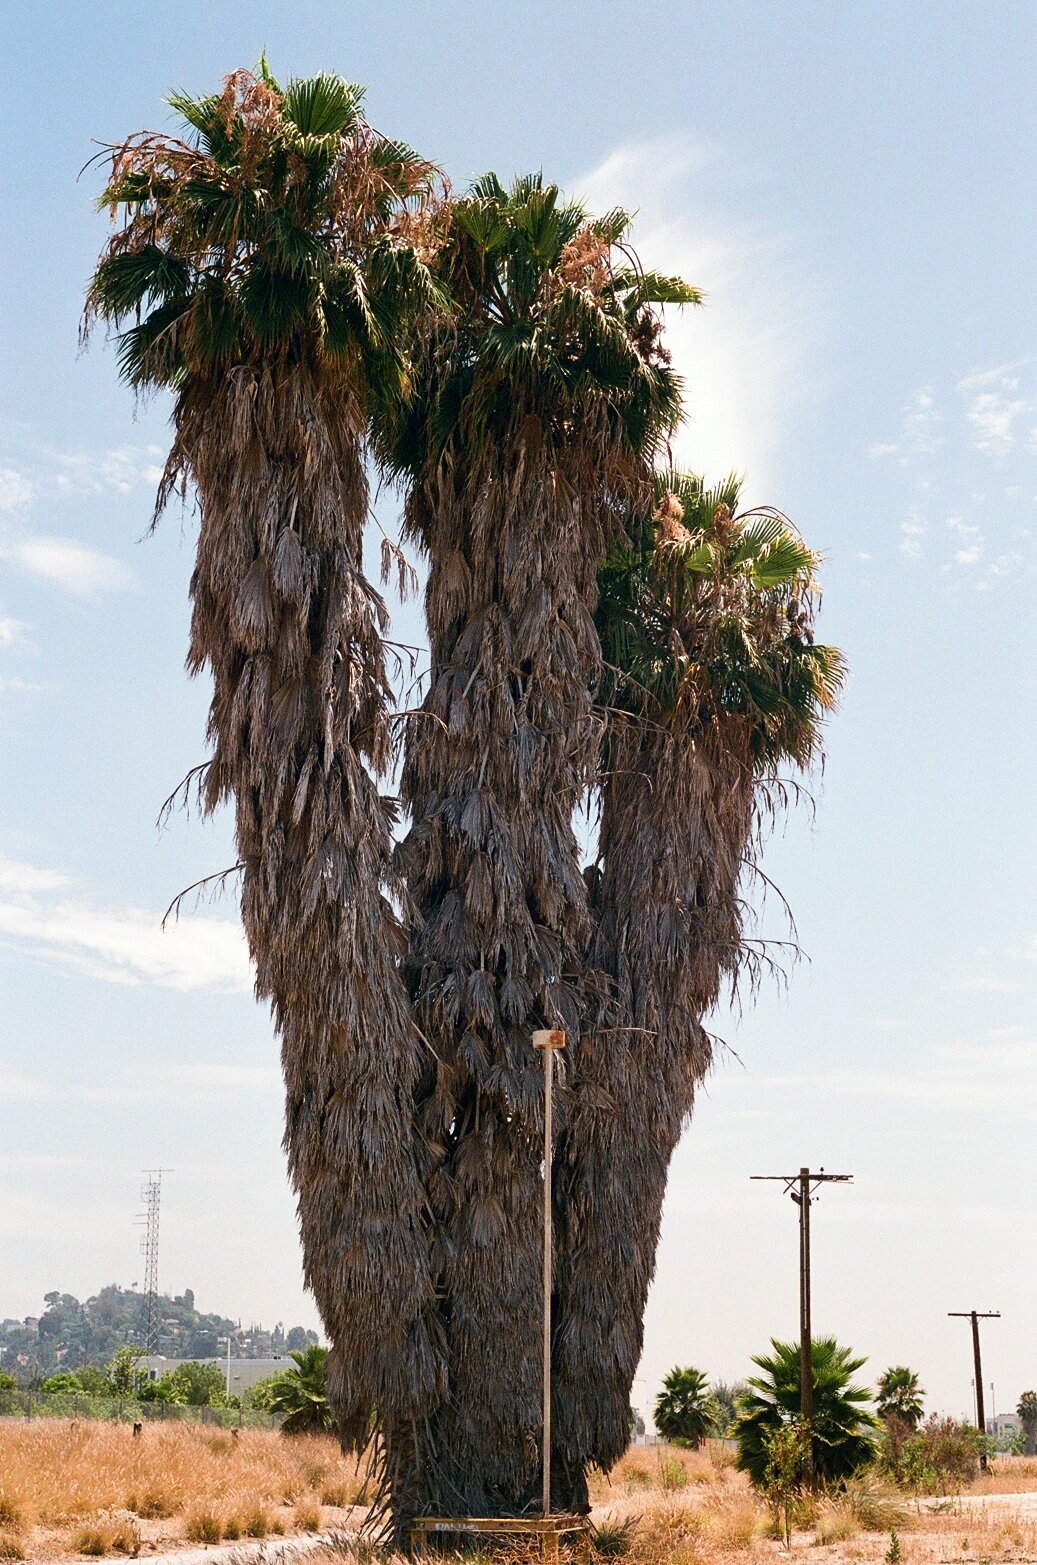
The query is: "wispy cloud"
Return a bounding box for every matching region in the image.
[0,616,25,647]
[0,855,251,993]
[578,137,815,497]
[957,362,1036,456]
[872,369,1036,585]
[0,468,36,511]
[6,536,134,596]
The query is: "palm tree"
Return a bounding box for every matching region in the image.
[376,172,698,1516]
[269,1345,334,1435]
[877,1366,925,1430]
[554,474,844,1478]
[654,1366,717,1448]
[86,66,446,1462]
[736,1337,877,1487]
[1018,1391,1037,1456]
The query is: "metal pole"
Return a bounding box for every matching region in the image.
[226,1335,232,1401]
[533,1029,565,1521]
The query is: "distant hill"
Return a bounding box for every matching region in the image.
[0,1286,318,1377]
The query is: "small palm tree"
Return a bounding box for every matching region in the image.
[556,474,844,1486]
[877,1366,925,1430]
[736,1337,877,1487]
[654,1366,717,1448]
[87,64,444,1460]
[269,1345,333,1435]
[1018,1391,1037,1456]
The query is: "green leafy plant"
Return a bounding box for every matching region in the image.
[1018,1391,1037,1457]
[762,1419,810,1548]
[654,1366,717,1449]
[878,1413,983,1493]
[268,1345,333,1435]
[877,1366,925,1430]
[735,1337,876,1488]
[886,1528,902,1563]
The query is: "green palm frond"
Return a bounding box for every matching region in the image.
[597,470,844,772]
[373,170,699,481]
[87,65,439,393]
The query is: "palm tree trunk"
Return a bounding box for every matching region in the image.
[176,362,442,1454]
[554,717,752,1474]
[395,439,607,1517]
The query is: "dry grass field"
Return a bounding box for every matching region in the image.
[1,1425,1036,1562]
[0,1419,367,1558]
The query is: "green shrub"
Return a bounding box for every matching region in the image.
[878,1414,982,1493]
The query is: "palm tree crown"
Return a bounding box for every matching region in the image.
[86,63,439,396]
[376,170,698,487]
[654,1365,717,1448]
[736,1337,877,1487]
[877,1365,925,1429]
[269,1344,333,1435]
[597,471,845,771]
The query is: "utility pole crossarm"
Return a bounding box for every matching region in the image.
[948,1310,1001,1470]
[751,1167,854,1487]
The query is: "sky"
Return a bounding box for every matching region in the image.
[1,1,1034,1425]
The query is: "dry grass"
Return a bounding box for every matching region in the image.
[0,1420,365,1558]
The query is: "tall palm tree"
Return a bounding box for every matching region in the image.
[654,1365,717,1448]
[86,66,446,1460]
[736,1337,877,1487]
[554,474,844,1479]
[877,1366,925,1430]
[376,173,698,1517]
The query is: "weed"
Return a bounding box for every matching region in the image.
[886,1527,902,1562]
[184,1507,223,1543]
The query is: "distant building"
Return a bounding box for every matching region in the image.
[988,1412,1020,1437]
[143,1355,295,1393]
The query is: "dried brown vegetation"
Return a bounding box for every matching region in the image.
[0,1421,362,1558]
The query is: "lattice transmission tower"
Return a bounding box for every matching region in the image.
[137,1169,173,1356]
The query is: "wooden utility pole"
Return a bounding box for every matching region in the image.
[949,1310,1000,1469]
[752,1168,853,1481]
[533,1029,566,1521]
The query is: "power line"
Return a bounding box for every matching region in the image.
[751,1168,853,1483]
[949,1310,1000,1470]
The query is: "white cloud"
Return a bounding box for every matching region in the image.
[578,137,813,497]
[0,616,25,647]
[872,388,943,464]
[8,535,134,596]
[47,445,165,496]
[0,468,36,511]
[0,1072,47,1103]
[945,514,984,567]
[900,513,926,557]
[0,856,69,893]
[957,363,1037,456]
[0,856,251,993]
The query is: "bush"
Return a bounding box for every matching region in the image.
[0,1537,25,1562]
[878,1414,983,1493]
[736,1337,877,1488]
[659,1457,688,1492]
[184,1508,223,1543]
